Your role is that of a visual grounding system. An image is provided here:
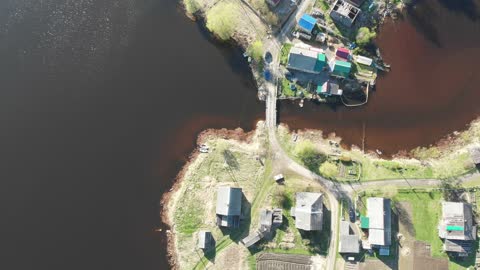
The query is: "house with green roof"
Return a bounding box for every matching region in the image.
[331,60,352,78]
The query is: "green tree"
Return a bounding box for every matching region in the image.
[319,161,339,179]
[294,141,327,172]
[356,27,376,46]
[206,2,239,41]
[247,40,264,63]
[184,0,199,14]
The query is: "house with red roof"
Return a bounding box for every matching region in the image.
[336,48,350,61]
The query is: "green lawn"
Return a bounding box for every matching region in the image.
[360,190,478,270]
[394,191,445,257]
[314,0,329,11]
[280,43,293,66]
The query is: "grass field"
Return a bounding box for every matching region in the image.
[359,189,478,270]
[394,191,445,257]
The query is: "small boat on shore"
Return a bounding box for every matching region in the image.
[199,144,209,153]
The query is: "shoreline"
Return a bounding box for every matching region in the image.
[164,2,480,269]
[160,126,258,269]
[162,118,480,269]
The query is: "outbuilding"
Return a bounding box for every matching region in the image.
[331,60,352,78]
[197,231,214,250]
[298,14,317,34]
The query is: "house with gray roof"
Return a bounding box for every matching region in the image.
[438,202,476,254]
[216,186,242,228]
[291,192,323,231]
[339,221,360,254]
[365,197,391,247]
[287,47,326,74]
[197,231,214,250]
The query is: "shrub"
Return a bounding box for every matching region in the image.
[319,161,339,179]
[206,2,239,40]
[247,40,264,63]
[184,0,200,14]
[356,27,376,46]
[294,141,327,172]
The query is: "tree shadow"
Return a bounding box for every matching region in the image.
[440,178,466,202]
[393,201,415,238]
[406,3,442,47]
[438,0,479,21]
[222,149,239,170]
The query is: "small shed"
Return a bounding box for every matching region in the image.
[272,208,283,226]
[336,48,350,61]
[317,80,342,97]
[469,147,480,165]
[197,231,214,250]
[242,231,263,248]
[274,174,285,183]
[356,55,373,66]
[260,209,273,233]
[298,14,317,33]
[339,235,360,254]
[332,60,352,78]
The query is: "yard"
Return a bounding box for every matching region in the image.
[358,189,478,270]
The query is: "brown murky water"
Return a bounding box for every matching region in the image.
[280,0,480,156]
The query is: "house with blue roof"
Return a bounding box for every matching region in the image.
[298,14,317,34]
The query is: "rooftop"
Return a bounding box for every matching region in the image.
[298,14,317,33]
[438,202,476,241]
[339,235,360,253]
[197,231,213,250]
[291,192,324,231]
[366,197,392,246]
[287,47,322,74]
[332,0,360,20]
[216,186,242,219]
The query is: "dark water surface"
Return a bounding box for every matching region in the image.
[2,0,480,269]
[0,0,262,269]
[280,0,480,155]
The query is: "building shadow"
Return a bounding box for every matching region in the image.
[203,238,217,263]
[298,205,331,255]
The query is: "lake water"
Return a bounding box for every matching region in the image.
[280,0,480,155]
[1,0,479,269]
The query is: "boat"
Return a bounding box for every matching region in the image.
[299,99,304,107]
[199,144,209,153]
[376,149,382,155]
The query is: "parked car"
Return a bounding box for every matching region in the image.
[349,208,356,222]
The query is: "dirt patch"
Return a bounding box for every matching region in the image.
[359,259,396,270]
[412,241,448,270]
[210,244,249,270]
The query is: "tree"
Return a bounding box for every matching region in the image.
[294,141,327,172]
[319,161,339,179]
[356,27,376,46]
[206,3,238,41]
[184,0,199,15]
[247,40,264,63]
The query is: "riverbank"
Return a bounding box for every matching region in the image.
[163,118,480,269]
[277,118,480,182]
